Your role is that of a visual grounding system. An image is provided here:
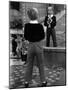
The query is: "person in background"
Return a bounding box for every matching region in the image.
[24,8,47,88]
[44,6,57,47]
[16,34,22,58]
[21,39,28,63]
[12,35,17,56]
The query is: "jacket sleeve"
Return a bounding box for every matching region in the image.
[51,16,56,28]
[40,25,45,39]
[24,24,28,40]
[44,16,48,27]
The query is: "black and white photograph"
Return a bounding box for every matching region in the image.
[9,1,66,89]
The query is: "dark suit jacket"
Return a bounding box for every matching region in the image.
[44,15,56,29]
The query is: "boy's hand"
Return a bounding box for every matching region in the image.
[24,40,29,44]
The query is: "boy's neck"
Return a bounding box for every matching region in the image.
[30,20,38,24]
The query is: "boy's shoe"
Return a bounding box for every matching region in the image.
[41,81,47,87]
[24,82,29,88]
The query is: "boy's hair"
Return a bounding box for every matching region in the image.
[47,6,54,15]
[48,4,53,10]
[27,8,38,20]
[48,6,53,10]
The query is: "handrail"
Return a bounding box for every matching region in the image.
[43,46,66,52]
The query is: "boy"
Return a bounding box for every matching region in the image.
[44,6,57,47]
[24,8,47,87]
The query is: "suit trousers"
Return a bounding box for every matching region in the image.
[46,28,57,47]
[24,42,45,83]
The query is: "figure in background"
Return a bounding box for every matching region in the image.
[12,35,17,56]
[16,34,28,63]
[16,34,22,58]
[44,6,57,47]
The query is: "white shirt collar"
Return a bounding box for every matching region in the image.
[48,14,53,18]
[30,20,38,24]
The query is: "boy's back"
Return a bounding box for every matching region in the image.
[24,23,45,42]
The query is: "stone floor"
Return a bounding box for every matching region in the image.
[9,59,66,89]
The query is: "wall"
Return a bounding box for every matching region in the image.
[34,47,66,69]
[43,47,66,69]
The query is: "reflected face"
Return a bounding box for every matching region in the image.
[48,7,53,15]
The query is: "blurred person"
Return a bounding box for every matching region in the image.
[24,8,47,88]
[44,6,57,47]
[21,39,28,63]
[12,36,17,56]
[16,34,22,58]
